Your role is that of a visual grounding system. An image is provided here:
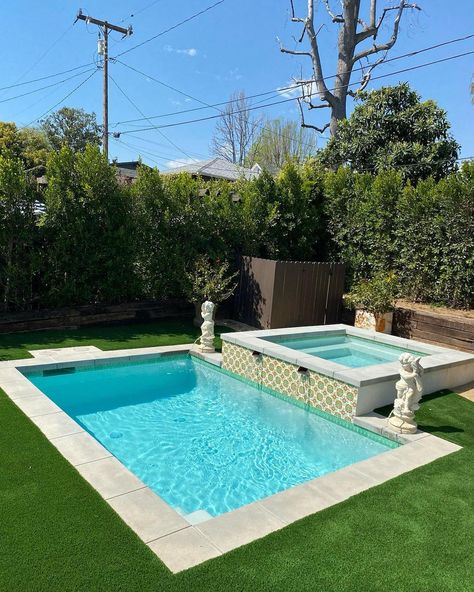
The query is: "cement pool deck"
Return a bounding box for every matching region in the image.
[0,345,462,573]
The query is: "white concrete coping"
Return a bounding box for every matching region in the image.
[0,344,462,573]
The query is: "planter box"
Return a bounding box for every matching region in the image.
[354,310,393,334]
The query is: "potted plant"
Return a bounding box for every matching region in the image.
[344,271,398,334]
[182,256,238,325]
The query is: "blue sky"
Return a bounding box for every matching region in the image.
[2,0,473,168]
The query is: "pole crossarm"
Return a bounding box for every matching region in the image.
[76,10,132,36]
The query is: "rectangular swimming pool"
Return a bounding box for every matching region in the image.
[25,355,393,518]
[263,333,426,368]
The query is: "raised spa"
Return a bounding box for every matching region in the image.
[221,324,474,419]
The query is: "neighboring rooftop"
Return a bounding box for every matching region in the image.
[162,158,262,181]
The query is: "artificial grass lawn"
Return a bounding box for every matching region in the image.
[1,385,473,591]
[0,319,232,361]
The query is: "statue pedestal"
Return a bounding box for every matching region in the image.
[197,344,215,353]
[387,414,417,434]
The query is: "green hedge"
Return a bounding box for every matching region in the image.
[0,147,472,313]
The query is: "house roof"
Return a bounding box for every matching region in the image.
[162,158,261,181]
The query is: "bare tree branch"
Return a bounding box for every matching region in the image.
[323,0,344,23]
[297,98,330,133]
[353,2,420,62]
[347,55,386,96]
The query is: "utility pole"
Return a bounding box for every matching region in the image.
[76,10,132,160]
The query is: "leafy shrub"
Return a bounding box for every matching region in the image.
[344,271,399,314]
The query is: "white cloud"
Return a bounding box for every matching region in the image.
[165,158,198,170]
[277,80,319,101]
[163,45,197,57]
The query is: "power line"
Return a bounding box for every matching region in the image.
[0,67,97,106]
[113,0,225,59]
[116,49,474,134]
[108,74,195,161]
[0,62,96,93]
[0,24,76,98]
[114,59,326,152]
[23,69,99,128]
[111,32,474,125]
[119,0,163,23]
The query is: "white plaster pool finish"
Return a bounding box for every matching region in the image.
[0,344,461,573]
[221,325,474,417]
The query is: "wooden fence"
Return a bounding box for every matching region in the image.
[393,307,474,352]
[233,256,345,329]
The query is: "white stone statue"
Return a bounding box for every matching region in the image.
[198,300,215,352]
[388,353,424,434]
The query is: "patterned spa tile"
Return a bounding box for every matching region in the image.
[222,343,358,421]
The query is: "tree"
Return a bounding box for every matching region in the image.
[0,155,39,312]
[319,83,459,182]
[245,118,317,171]
[41,107,102,153]
[211,91,261,165]
[280,0,421,135]
[0,122,51,174]
[42,145,135,306]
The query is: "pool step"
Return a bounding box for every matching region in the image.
[184,509,214,525]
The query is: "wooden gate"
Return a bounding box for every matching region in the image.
[234,256,345,329]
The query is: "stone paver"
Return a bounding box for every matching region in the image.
[76,456,146,499]
[50,432,112,466]
[108,487,189,543]
[195,501,285,553]
[30,411,84,439]
[455,381,474,402]
[148,527,222,572]
[259,482,335,524]
[12,395,62,418]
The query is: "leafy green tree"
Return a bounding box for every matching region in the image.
[0,122,51,173]
[324,167,404,282]
[0,155,39,311]
[42,145,136,305]
[131,166,184,298]
[320,83,459,182]
[245,118,317,172]
[41,107,102,152]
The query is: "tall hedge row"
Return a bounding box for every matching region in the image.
[0,146,472,313]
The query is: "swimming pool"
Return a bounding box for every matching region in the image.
[26,355,393,518]
[262,333,426,368]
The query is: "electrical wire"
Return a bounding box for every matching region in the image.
[22,69,99,128]
[112,32,474,125]
[116,49,474,134]
[0,67,98,105]
[119,0,163,23]
[108,73,196,161]
[0,62,96,93]
[0,23,76,97]
[113,0,225,59]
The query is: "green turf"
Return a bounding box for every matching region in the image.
[1,380,473,590]
[0,319,232,361]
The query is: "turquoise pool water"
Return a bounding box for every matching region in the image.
[265,334,426,368]
[27,356,392,517]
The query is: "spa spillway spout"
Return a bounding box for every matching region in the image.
[252,351,262,357]
[297,366,309,374]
